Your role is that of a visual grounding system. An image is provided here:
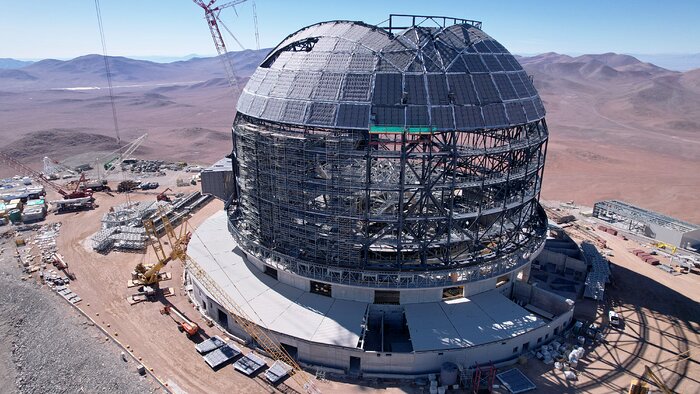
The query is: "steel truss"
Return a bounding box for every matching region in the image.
[228,115,549,283]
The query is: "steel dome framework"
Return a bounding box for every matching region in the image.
[227,15,548,286]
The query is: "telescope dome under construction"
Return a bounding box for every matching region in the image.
[229,17,549,277]
[190,15,570,377]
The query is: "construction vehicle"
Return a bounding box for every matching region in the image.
[128,212,192,289]
[655,242,677,254]
[1,153,91,200]
[161,305,200,337]
[628,365,673,394]
[156,188,173,202]
[161,215,318,392]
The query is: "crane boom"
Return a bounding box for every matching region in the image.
[159,214,318,393]
[192,0,247,89]
[0,152,68,196]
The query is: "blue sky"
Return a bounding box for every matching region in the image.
[1,0,698,60]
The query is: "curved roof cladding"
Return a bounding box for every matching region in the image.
[236,20,545,131]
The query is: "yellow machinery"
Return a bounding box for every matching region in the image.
[164,213,320,393]
[655,242,677,254]
[128,213,191,288]
[628,365,673,394]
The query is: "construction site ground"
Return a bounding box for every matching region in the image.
[2,177,699,393]
[519,219,700,393]
[34,181,410,394]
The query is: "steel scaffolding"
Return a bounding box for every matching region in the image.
[229,116,548,278]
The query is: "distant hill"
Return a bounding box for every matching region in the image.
[0,49,269,90]
[0,58,34,69]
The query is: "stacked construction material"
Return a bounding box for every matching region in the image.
[631,249,659,265]
[597,225,618,236]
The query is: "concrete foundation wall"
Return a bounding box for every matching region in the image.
[246,252,531,304]
[188,274,574,376]
[536,249,587,273]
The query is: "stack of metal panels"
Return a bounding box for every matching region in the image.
[202,343,242,369]
[195,336,226,354]
[233,352,267,376]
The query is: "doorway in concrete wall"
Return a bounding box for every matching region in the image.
[281,343,298,360]
[349,356,361,376]
[217,308,228,328]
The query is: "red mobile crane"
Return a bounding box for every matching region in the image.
[0,153,94,200]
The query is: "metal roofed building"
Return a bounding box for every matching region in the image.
[593,200,700,250]
[188,14,573,376]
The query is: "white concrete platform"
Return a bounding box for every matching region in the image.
[189,211,547,352]
[188,211,366,348]
[404,290,545,351]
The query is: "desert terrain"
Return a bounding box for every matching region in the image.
[0,50,699,222]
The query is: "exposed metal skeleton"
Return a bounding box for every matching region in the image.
[228,115,548,277]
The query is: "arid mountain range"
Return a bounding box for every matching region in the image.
[0,50,698,222]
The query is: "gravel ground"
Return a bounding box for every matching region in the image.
[0,234,160,394]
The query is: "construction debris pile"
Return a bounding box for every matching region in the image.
[92,191,212,253]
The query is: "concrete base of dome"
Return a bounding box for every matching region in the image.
[186,211,574,376]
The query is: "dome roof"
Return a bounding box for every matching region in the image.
[236,20,545,131]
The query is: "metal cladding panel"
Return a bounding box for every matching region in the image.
[326,52,352,72]
[508,73,530,98]
[238,19,546,130]
[337,104,370,128]
[280,100,308,124]
[236,91,254,113]
[447,74,479,105]
[492,73,518,100]
[472,74,501,104]
[307,102,337,126]
[431,106,455,129]
[270,71,294,98]
[289,72,320,99]
[407,105,430,126]
[427,74,450,105]
[373,73,403,105]
[482,104,508,127]
[373,105,405,126]
[348,53,377,72]
[341,73,373,101]
[463,54,488,73]
[481,54,504,72]
[313,73,344,101]
[505,102,527,125]
[405,74,427,104]
[533,97,546,117]
[262,98,284,120]
[522,99,539,122]
[454,106,484,129]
